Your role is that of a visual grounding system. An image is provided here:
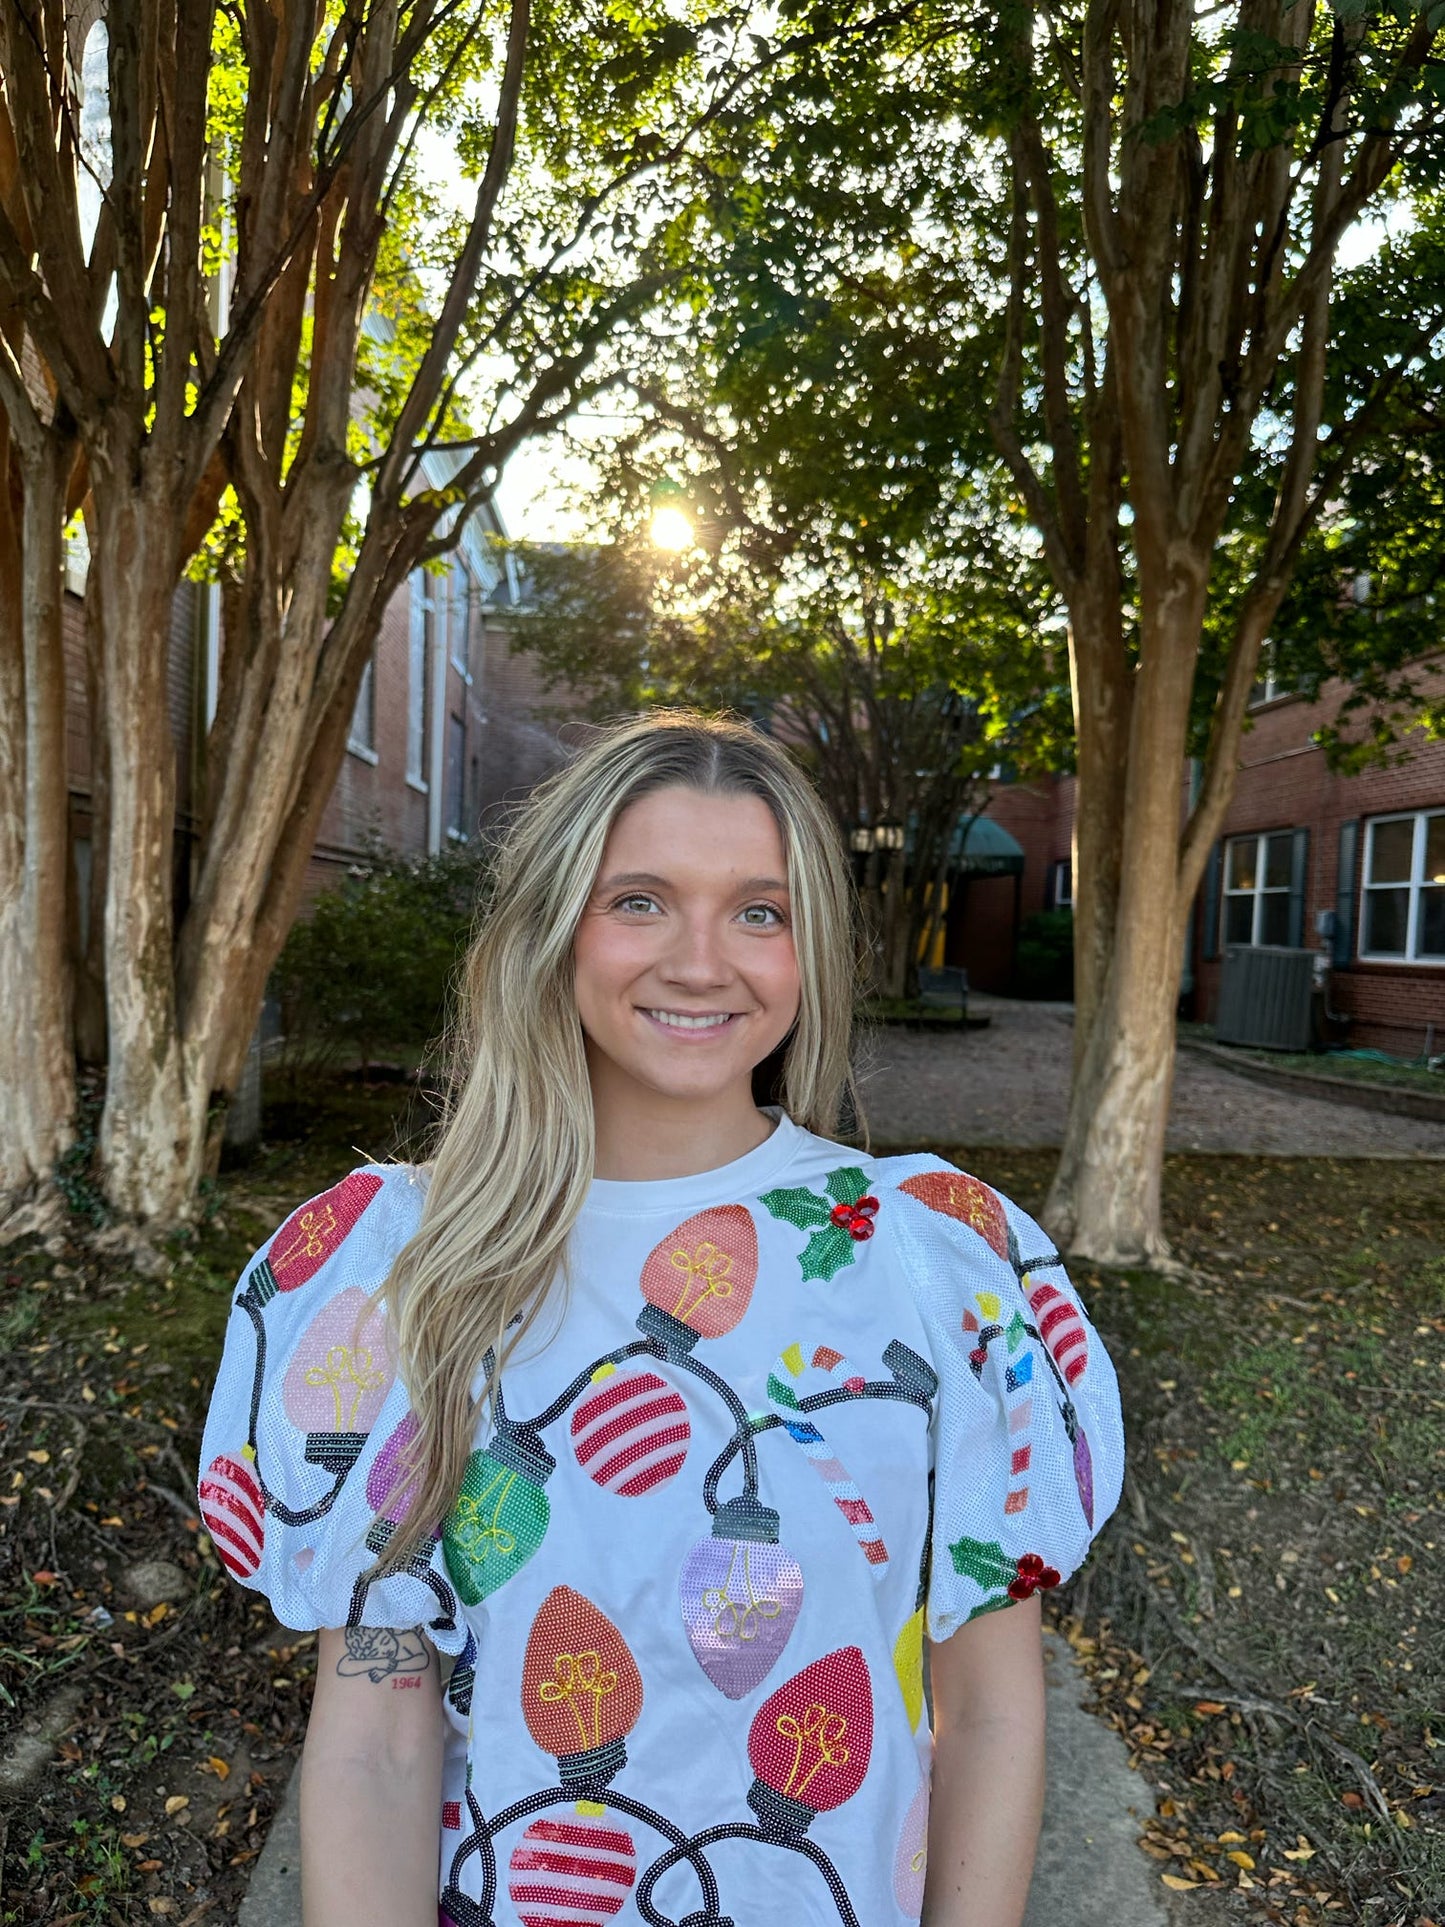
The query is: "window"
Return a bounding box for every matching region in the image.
[1248,643,1300,708]
[1361,810,1445,963]
[348,653,378,761]
[1046,858,1073,911]
[449,560,473,680]
[407,570,433,788]
[446,714,467,838]
[1224,831,1294,946]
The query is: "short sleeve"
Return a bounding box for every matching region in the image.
[888,1162,1125,1642]
[195,1163,466,1655]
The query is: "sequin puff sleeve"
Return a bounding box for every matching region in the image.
[888,1162,1125,1642]
[195,1163,466,1653]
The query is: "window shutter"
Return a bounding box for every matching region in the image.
[1287,827,1309,947]
[1202,841,1223,960]
[1333,820,1358,967]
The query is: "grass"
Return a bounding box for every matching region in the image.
[1179,1023,1445,1094]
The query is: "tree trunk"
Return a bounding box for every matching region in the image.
[73,558,110,1064]
[1046,576,1202,1263]
[0,436,75,1198]
[91,484,198,1219]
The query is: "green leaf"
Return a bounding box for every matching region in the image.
[799,1223,858,1282]
[760,1183,834,1230]
[948,1534,1013,1589]
[824,1165,871,1207]
[966,1592,1018,1623]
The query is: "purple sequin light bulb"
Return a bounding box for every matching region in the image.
[679,1495,803,1699]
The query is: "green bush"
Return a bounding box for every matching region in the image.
[1012,909,1074,1000]
[271,843,487,1084]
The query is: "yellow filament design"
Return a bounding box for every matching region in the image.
[537,1649,618,1751]
[704,1541,782,1643]
[911,1846,927,1873]
[667,1241,734,1324]
[775,1702,849,1802]
[303,1343,386,1431]
[274,1203,337,1274]
[450,1465,519,1560]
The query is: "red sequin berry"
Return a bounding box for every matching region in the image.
[1007,1553,1062,1601]
[831,1194,881,1241]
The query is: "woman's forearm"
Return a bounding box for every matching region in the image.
[299,1743,442,1927]
[922,1712,1046,1927]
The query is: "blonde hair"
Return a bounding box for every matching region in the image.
[369,709,865,1573]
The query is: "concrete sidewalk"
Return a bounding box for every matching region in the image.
[238,1632,1167,1926]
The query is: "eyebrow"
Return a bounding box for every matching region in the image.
[596,871,790,893]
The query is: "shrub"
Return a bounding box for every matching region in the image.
[271,843,487,1085]
[1012,909,1074,1000]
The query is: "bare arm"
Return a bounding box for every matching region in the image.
[922,1595,1047,1927]
[300,1625,445,1927]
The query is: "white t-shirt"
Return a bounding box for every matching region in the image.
[198,1111,1124,1927]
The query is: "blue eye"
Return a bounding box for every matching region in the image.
[614,893,660,915]
[740,903,784,927]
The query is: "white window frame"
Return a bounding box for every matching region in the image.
[347,650,378,763]
[407,570,432,792]
[448,558,474,683]
[1248,643,1298,709]
[1359,809,1445,966]
[1049,858,1073,910]
[1222,830,1294,947]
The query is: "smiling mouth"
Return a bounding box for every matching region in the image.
[642,1009,740,1032]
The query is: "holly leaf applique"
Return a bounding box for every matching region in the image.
[762,1168,879,1281]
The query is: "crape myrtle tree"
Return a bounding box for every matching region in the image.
[519,440,1066,997]
[661,0,1445,1263]
[0,0,913,1223]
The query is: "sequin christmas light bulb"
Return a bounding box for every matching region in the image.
[522,1586,644,1792]
[746,1646,873,1836]
[248,1172,385,1303]
[636,1206,758,1353]
[507,1804,638,1926]
[445,1629,477,1718]
[679,1495,804,1699]
[892,1773,930,1917]
[571,1365,691,1496]
[280,1287,393,1477]
[442,1426,554,1606]
[198,1451,265,1579]
[359,1411,441,1568]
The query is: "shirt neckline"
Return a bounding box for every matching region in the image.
[580,1107,805,1217]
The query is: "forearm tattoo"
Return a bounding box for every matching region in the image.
[336,1624,432,1688]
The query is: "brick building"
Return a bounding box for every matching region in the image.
[62,498,573,940]
[958,658,1445,1056]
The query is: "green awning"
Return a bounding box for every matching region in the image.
[951,816,1025,876]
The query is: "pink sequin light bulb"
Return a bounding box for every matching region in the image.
[281,1286,393,1476]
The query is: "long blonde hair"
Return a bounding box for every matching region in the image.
[370,709,865,1573]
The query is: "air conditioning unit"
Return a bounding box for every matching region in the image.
[1214,945,1316,1051]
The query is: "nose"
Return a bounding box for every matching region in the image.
[657,908,735,992]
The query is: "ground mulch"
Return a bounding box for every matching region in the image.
[2,1081,1440,1926]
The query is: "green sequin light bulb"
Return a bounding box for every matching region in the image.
[442,1425,553,1606]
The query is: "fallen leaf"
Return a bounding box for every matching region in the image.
[1340,1791,1364,1810]
[164,1794,190,1816]
[121,1832,149,1849]
[203,1755,231,1780]
[110,1794,126,1812]
[1161,1874,1200,1891]
[26,1449,50,1465]
[1226,1850,1256,1869]
[1194,1700,1227,1715]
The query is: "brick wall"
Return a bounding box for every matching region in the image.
[1192,658,1445,1055]
[945,775,1077,990]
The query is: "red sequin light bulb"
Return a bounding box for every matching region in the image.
[521,1586,644,1791]
[637,1207,758,1353]
[746,1646,873,1836]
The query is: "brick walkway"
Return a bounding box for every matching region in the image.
[860,995,1445,1156]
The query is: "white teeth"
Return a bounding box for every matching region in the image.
[647,1010,734,1030]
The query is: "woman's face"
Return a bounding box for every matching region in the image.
[572,785,802,1113]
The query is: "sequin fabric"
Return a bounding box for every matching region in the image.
[199,1113,1125,1925]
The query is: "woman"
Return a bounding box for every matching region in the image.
[199,710,1123,1927]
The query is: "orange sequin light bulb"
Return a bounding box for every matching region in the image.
[521,1586,644,1792]
[746,1646,873,1837]
[636,1207,758,1354]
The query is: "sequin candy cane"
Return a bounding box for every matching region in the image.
[767,1343,889,1567]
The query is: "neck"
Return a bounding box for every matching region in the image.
[588,1055,777,1181]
